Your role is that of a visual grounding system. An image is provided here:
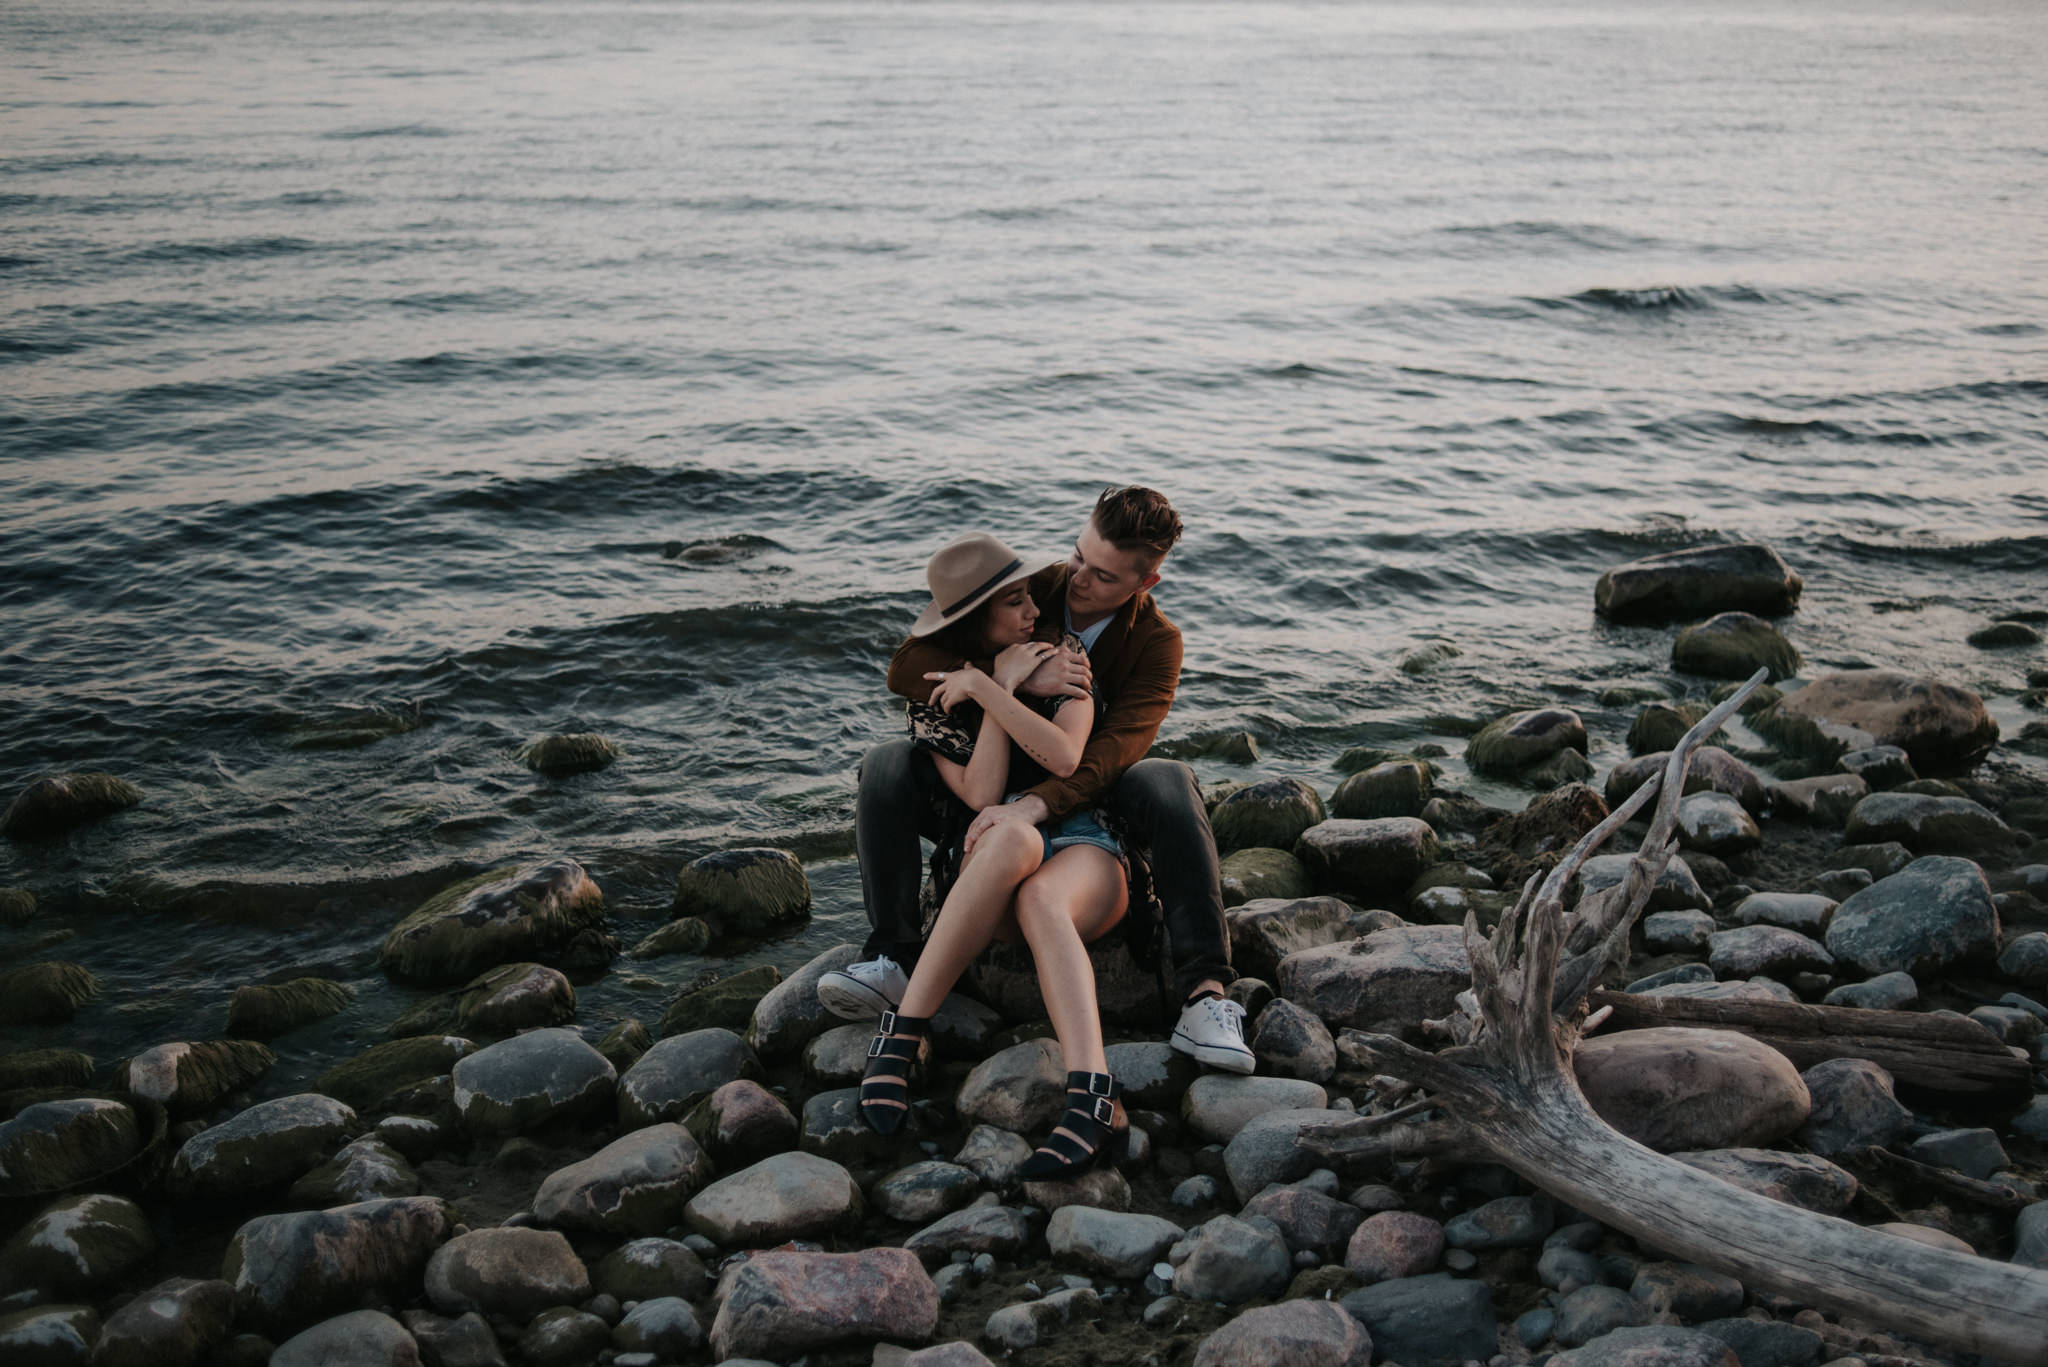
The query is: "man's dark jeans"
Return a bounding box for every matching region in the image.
[853,739,1234,1000]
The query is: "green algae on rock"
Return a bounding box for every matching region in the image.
[1627,701,1714,757]
[379,859,607,985]
[1153,729,1259,764]
[1219,847,1308,907]
[1466,708,1587,779]
[113,1040,277,1116]
[0,1097,147,1197]
[1331,761,1432,820]
[1753,670,1998,774]
[0,771,142,838]
[454,962,576,1036]
[0,1049,94,1092]
[226,978,356,1039]
[1594,543,1803,625]
[1210,778,1327,854]
[671,848,810,936]
[660,964,782,1039]
[0,886,34,924]
[1672,612,1801,681]
[630,916,713,959]
[516,732,623,776]
[0,961,99,1025]
[596,1018,652,1072]
[314,1035,475,1112]
[0,1192,156,1296]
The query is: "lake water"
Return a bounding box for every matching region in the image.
[3,0,2044,1077]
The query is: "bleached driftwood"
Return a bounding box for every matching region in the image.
[1301,668,2048,1361]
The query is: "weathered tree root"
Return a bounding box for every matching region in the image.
[1302,668,2048,1362]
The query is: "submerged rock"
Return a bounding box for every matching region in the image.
[1671,612,1800,681]
[666,963,782,1038]
[0,962,99,1025]
[226,978,355,1039]
[672,847,810,936]
[0,1049,94,1092]
[517,732,621,776]
[629,916,712,959]
[1628,702,1714,758]
[114,1040,276,1116]
[709,1247,937,1362]
[1,771,143,838]
[1467,708,1588,778]
[1594,543,1802,625]
[379,860,608,986]
[1755,670,1997,774]
[1212,779,1328,854]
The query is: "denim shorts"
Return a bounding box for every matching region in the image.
[1036,806,1124,863]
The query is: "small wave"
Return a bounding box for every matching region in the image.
[1438,220,1669,253]
[320,123,455,140]
[663,533,785,567]
[1825,531,2048,573]
[1561,286,1710,312]
[957,206,1067,223]
[1969,322,2042,338]
[119,235,323,265]
[438,461,889,521]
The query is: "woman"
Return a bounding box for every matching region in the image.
[858,532,1129,1179]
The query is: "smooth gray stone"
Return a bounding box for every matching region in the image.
[1696,1317,1822,1367]
[1170,1215,1291,1304]
[1821,971,1917,1010]
[1443,1195,1552,1251]
[1555,1284,1648,1346]
[1908,1127,2008,1180]
[1338,1273,1495,1367]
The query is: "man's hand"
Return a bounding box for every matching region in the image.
[1018,645,1091,702]
[963,794,1048,855]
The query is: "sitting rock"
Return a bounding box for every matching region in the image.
[1192,1300,1371,1367]
[683,1151,861,1245]
[91,1276,234,1367]
[423,1226,589,1320]
[1796,1059,1911,1157]
[114,1039,275,1116]
[516,732,621,776]
[1755,671,1997,774]
[1672,612,1800,681]
[671,963,782,1038]
[226,978,356,1039]
[1672,1149,1857,1213]
[1345,1210,1443,1283]
[709,1248,937,1362]
[380,860,608,986]
[1227,897,1400,983]
[1825,857,2000,978]
[1331,762,1432,820]
[1843,792,2016,859]
[1574,1029,1809,1151]
[450,1028,615,1136]
[226,1196,453,1336]
[1677,792,1760,857]
[0,1193,154,1297]
[1172,1215,1292,1304]
[454,962,575,1036]
[1707,926,1833,979]
[672,847,810,937]
[533,1123,712,1235]
[618,1028,758,1128]
[1595,543,1802,625]
[1250,999,1337,1082]
[1,771,143,838]
[0,961,99,1025]
[1339,1272,1497,1367]
[1220,848,1309,906]
[1278,924,1468,1037]
[1606,747,1766,815]
[1467,708,1589,781]
[170,1093,356,1198]
[684,1078,798,1165]
[1213,779,1328,853]
[1768,772,1868,827]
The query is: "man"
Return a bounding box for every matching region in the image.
[819,485,1253,1073]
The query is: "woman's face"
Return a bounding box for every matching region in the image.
[980,583,1038,648]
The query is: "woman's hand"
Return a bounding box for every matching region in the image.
[991,641,1056,692]
[923,665,989,712]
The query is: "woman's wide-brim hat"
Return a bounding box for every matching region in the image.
[911,532,1053,637]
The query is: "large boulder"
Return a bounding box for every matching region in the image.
[1573,1029,1809,1151]
[1842,792,2016,859]
[0,1097,153,1198]
[1227,897,1401,984]
[449,1027,614,1136]
[683,1151,861,1245]
[533,1123,712,1234]
[225,1197,453,1336]
[0,1193,154,1296]
[1295,819,1441,905]
[672,847,810,936]
[1279,924,1469,1037]
[1671,613,1800,681]
[745,944,856,1060]
[710,1247,937,1361]
[1339,1273,1497,1367]
[423,1227,589,1320]
[169,1093,356,1198]
[1,772,142,838]
[379,860,608,986]
[1595,544,1802,624]
[1755,671,1997,775]
[1824,856,2000,978]
[1467,709,1589,779]
[617,1028,759,1128]
[113,1040,275,1117]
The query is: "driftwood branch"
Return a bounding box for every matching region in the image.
[1298,667,2048,1361]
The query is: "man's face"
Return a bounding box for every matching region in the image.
[1065,522,1161,621]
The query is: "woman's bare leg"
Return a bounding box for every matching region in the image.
[1013,847,1127,1078]
[894,818,1041,1019]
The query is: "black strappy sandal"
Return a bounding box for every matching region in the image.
[858,1009,930,1136]
[1018,1070,1128,1180]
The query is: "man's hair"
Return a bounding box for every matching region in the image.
[1090,485,1183,567]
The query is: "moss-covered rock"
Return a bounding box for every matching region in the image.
[0,1193,155,1295]
[1330,762,1433,820]
[1627,701,1712,757]
[597,1019,652,1072]
[169,1094,357,1199]
[1968,620,2043,649]
[1397,641,1463,675]
[1672,612,1801,681]
[660,965,781,1039]
[1754,671,1998,775]
[1211,779,1327,855]
[314,1035,474,1112]
[1154,731,1259,764]
[0,1049,94,1092]
[0,886,35,924]
[380,859,607,986]
[1595,543,1803,624]
[1466,709,1587,779]
[287,1135,420,1207]
[226,978,355,1039]
[455,962,576,1036]
[0,962,98,1025]
[449,1028,615,1137]
[517,733,622,777]
[276,703,421,751]
[1709,679,1783,717]
[1219,847,1309,908]
[630,917,712,959]
[672,849,810,936]
[114,1040,276,1116]
[0,1305,100,1364]
[1,772,142,838]
[0,1098,146,1198]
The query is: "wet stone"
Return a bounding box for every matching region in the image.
[450,1027,615,1136]
[518,1308,609,1367]
[1250,998,1338,1082]
[270,1310,417,1367]
[532,1122,712,1234]
[802,1023,874,1088]
[1709,926,1834,979]
[1467,708,1588,778]
[1757,670,1995,775]
[629,916,712,960]
[1223,1109,1357,1204]
[1212,779,1328,854]
[1556,1285,1650,1346]
[672,847,810,937]
[612,1297,703,1358]
[591,1237,708,1304]
[683,1150,861,1245]
[665,964,782,1039]
[957,1037,1068,1133]
[954,1125,1034,1189]
[1539,1245,1603,1293]
[1220,847,1311,907]
[1695,1317,1821,1367]
[1824,856,2000,978]
[423,1227,589,1320]
[1844,793,2015,859]
[1768,773,1868,828]
[1574,1028,1809,1152]
[1679,792,1761,857]
[617,1027,758,1128]
[314,1035,473,1113]
[1295,818,1442,902]
[800,1087,897,1165]
[1331,761,1433,821]
[380,860,606,987]
[1225,897,1400,984]
[1339,1273,1496,1367]
[683,1077,798,1165]
[287,1135,420,1206]
[226,978,356,1040]
[1595,543,1802,625]
[1047,1206,1183,1279]
[904,1204,1032,1266]
[1,770,142,838]
[170,1093,355,1198]
[1104,1040,1198,1110]
[1022,1164,1131,1214]
[0,962,99,1026]
[453,962,575,1036]
[1730,893,1837,936]
[596,1018,652,1071]
[1342,1209,1446,1285]
[92,1276,235,1367]
[744,943,856,1060]
[873,1161,982,1224]
[1672,612,1800,682]
[1999,932,2048,985]
[517,732,620,776]
[399,1311,501,1367]
[1796,1059,1911,1157]
[1578,853,1712,912]
[1278,923,1469,1037]
[0,1193,154,1297]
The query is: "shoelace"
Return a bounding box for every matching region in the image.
[1194,996,1245,1030]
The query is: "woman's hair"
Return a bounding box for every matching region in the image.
[922,597,997,660]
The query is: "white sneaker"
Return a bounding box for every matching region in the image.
[816,954,910,1021]
[1171,994,1256,1074]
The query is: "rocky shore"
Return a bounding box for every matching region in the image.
[2,542,2046,1367]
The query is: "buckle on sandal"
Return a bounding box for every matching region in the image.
[1085,1073,1114,1098]
[867,1034,887,1058]
[1092,1095,1116,1125]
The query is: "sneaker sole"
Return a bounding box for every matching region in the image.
[1171,1029,1257,1075]
[816,973,897,1021]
